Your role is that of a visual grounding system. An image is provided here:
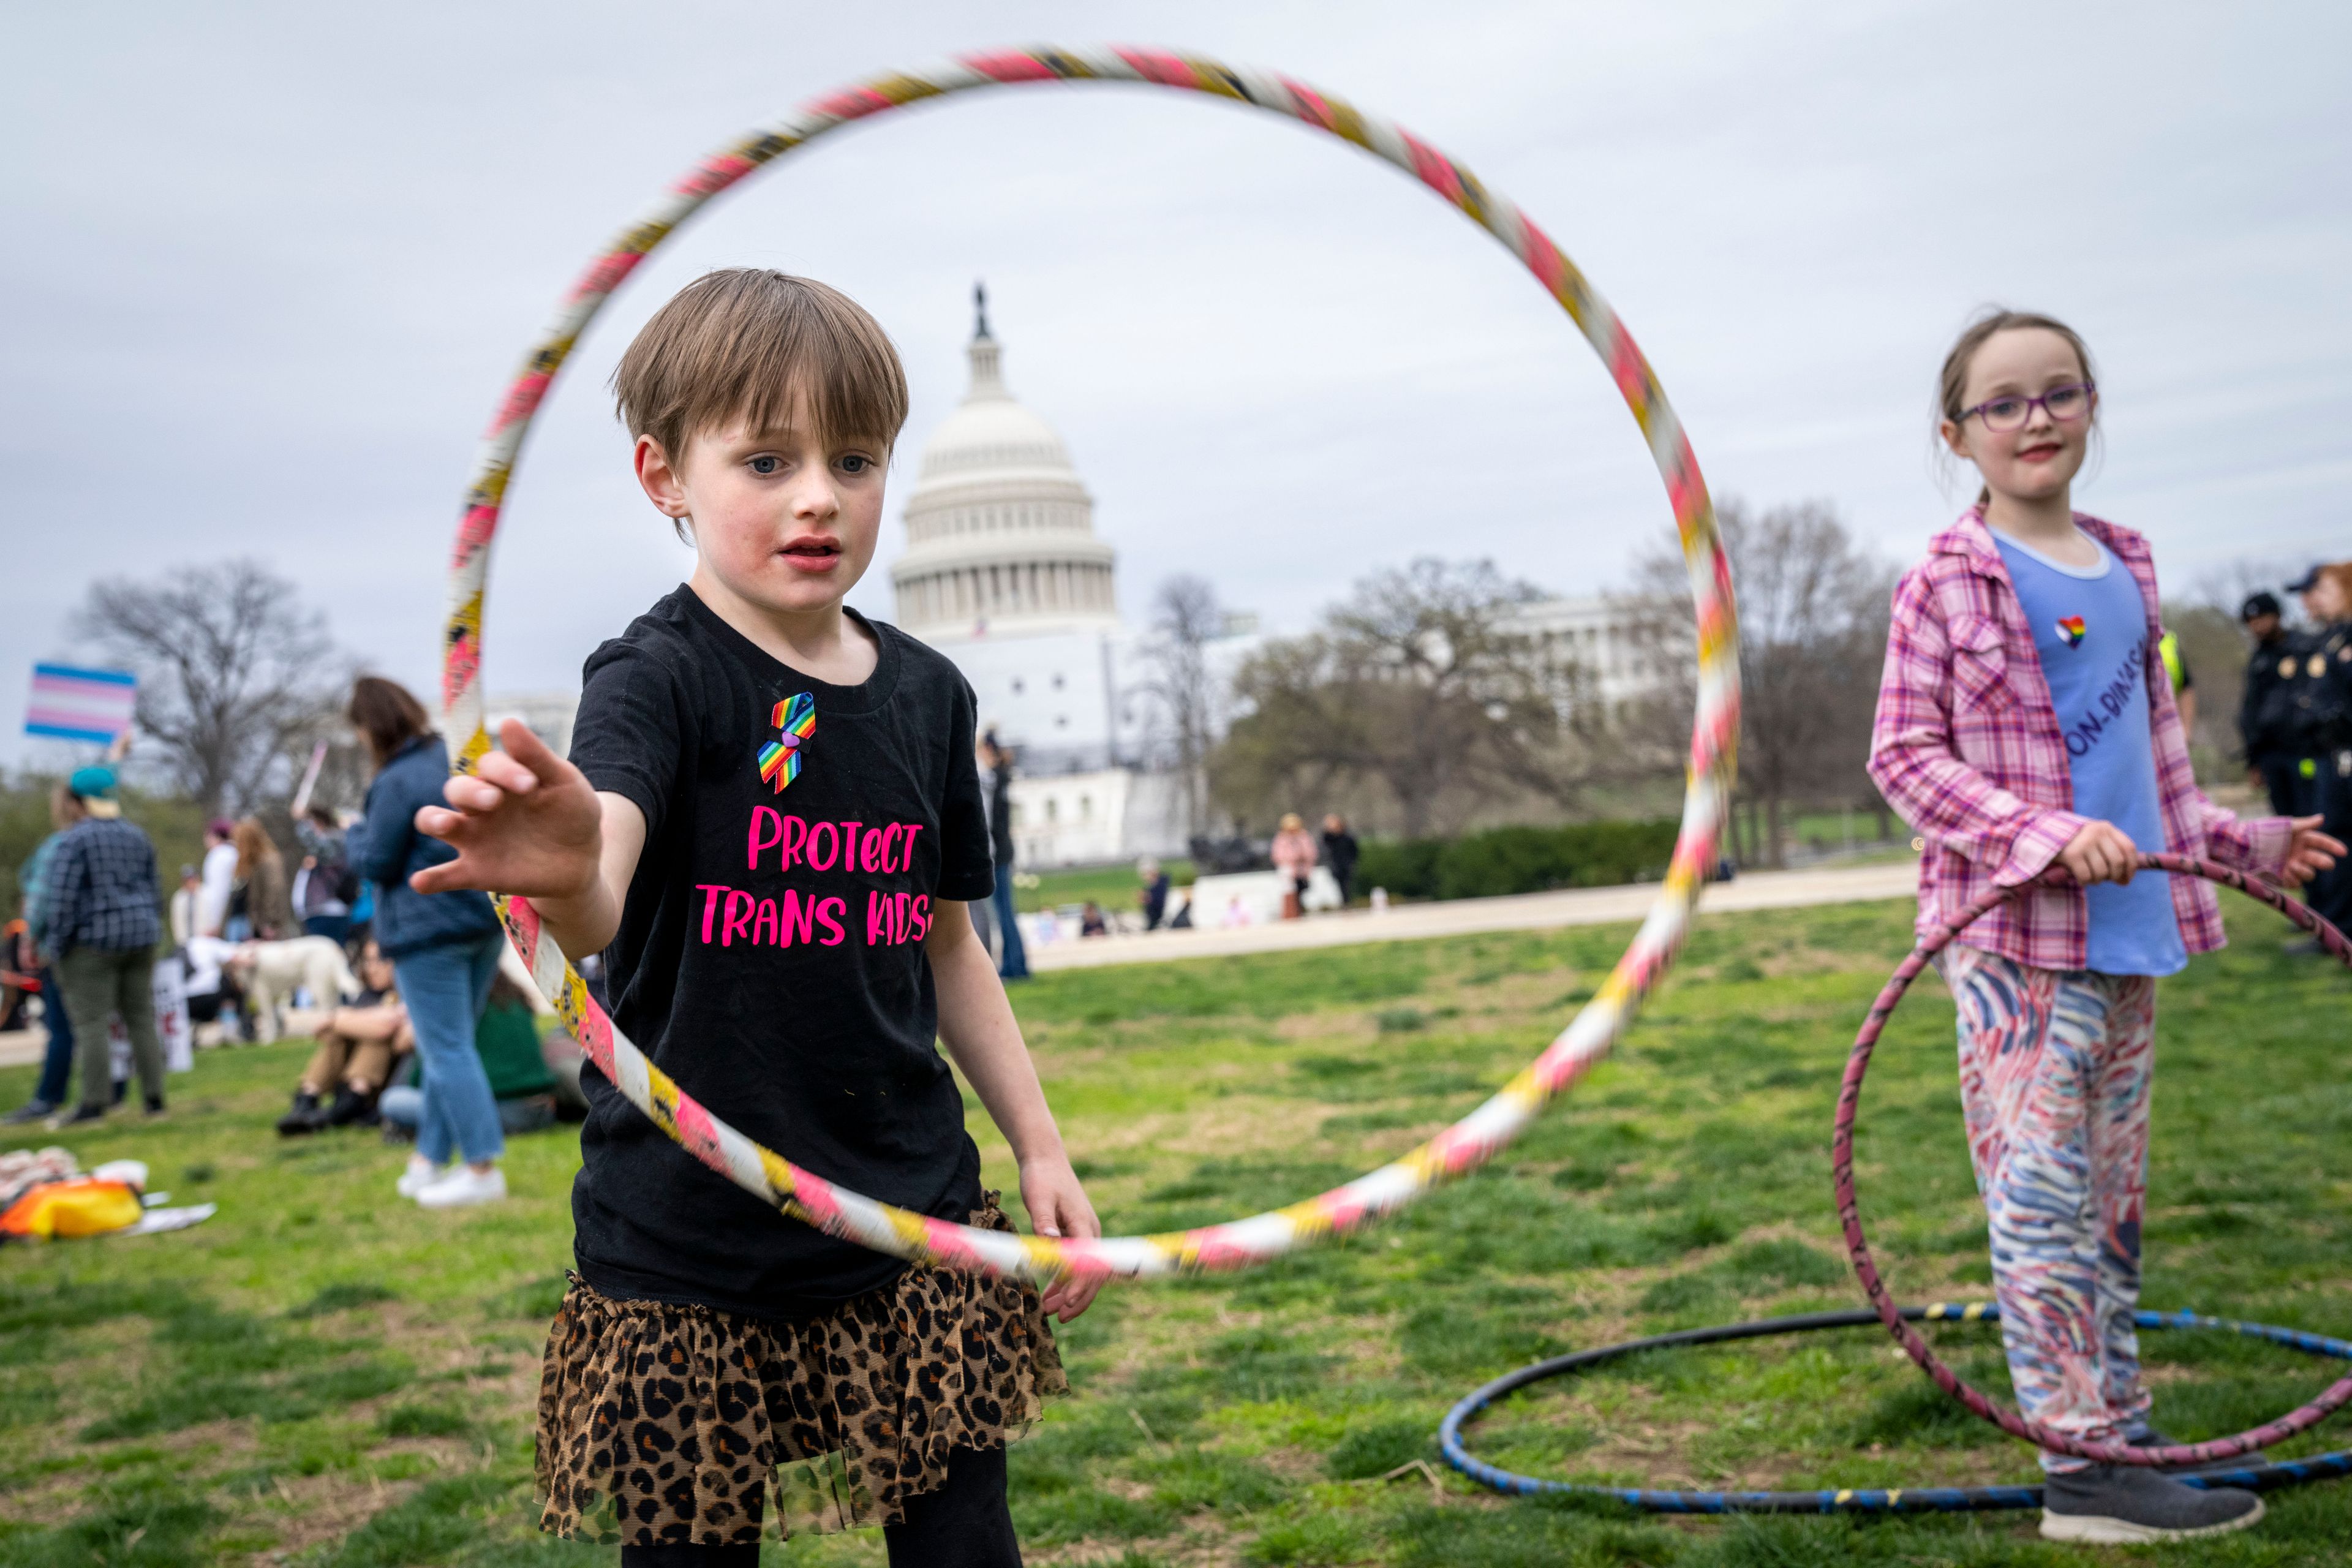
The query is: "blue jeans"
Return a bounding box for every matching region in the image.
[990,875,1029,980]
[32,966,74,1107]
[392,933,505,1166]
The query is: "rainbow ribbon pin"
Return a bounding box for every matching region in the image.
[759,692,816,792]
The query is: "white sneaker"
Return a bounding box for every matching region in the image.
[415,1164,507,1209]
[396,1158,445,1199]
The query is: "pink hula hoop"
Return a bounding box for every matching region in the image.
[1832,850,2352,1465]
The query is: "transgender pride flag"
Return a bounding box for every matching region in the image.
[25,663,138,745]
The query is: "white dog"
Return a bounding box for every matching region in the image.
[225,937,361,1043]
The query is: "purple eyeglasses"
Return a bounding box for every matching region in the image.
[1959,381,2097,433]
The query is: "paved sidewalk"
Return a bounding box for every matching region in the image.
[1028,858,1919,973]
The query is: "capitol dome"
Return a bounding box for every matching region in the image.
[891,288,1118,641]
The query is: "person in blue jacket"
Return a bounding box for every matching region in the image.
[348,676,509,1208]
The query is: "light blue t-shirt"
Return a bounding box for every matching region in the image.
[1995,534,2186,977]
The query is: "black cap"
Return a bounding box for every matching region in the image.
[2241,590,2282,622]
[2286,565,2323,592]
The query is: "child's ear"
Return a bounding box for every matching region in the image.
[1938,419,1972,461]
[633,434,690,520]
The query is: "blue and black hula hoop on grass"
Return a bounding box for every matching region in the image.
[1439,1303,2352,1515]
[1444,852,2352,1513]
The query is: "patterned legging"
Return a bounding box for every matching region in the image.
[1939,944,2157,1472]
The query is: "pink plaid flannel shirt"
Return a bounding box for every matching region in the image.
[1867,508,2293,971]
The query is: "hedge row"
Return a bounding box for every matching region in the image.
[1352,818,1681,903]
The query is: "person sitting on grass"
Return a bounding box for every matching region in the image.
[276,939,411,1136]
[378,970,557,1139]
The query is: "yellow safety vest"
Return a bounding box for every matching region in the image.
[2158,631,2186,693]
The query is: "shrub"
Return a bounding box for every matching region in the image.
[1354,819,1678,904]
[1354,837,1444,902]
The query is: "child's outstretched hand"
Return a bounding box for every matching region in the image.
[2280,815,2346,888]
[410,718,603,900]
[1020,1153,1104,1322]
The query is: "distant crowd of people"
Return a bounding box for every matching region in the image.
[963,730,1366,967]
[4,674,584,1212]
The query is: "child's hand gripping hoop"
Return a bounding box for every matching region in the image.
[1833,851,2352,1465]
[445,47,1742,1285]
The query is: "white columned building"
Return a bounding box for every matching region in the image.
[890,291,1119,642]
[891,288,1232,866]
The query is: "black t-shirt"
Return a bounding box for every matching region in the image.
[567,588,995,1318]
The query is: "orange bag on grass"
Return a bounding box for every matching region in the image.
[0,1178,143,1239]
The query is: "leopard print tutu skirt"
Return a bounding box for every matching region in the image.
[534,1196,1066,1547]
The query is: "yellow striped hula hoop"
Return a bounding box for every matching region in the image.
[442,46,1740,1287]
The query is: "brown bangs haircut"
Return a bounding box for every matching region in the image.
[347,676,432,767]
[1936,307,2098,508]
[612,270,909,540]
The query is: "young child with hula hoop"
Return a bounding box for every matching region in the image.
[1868,308,2343,1545]
[412,270,1100,1566]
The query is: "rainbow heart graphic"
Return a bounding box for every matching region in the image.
[758,692,816,792]
[2054,616,2086,649]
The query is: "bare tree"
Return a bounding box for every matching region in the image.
[1210,559,1570,837]
[1626,499,1892,868]
[71,560,346,814]
[2188,557,2311,626]
[1136,575,1224,837]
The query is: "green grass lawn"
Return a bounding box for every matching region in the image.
[2,895,2348,1566]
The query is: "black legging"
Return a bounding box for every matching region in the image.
[617,1444,1019,1568]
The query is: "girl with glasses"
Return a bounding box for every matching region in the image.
[1866,308,2343,1544]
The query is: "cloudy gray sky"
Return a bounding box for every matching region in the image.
[5,1,2347,766]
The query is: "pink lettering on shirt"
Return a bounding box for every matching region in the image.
[778,888,815,947]
[861,825,886,874]
[877,821,902,873]
[753,897,779,946]
[901,823,923,871]
[911,893,931,941]
[695,884,731,944]
[778,814,807,870]
[722,889,753,947]
[747,806,783,871]
[865,890,891,946]
[815,896,846,946]
[807,821,839,870]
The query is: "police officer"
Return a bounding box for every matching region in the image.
[2285,564,2352,945]
[2236,591,2308,815]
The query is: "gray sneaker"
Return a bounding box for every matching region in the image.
[2041,1464,2264,1544]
